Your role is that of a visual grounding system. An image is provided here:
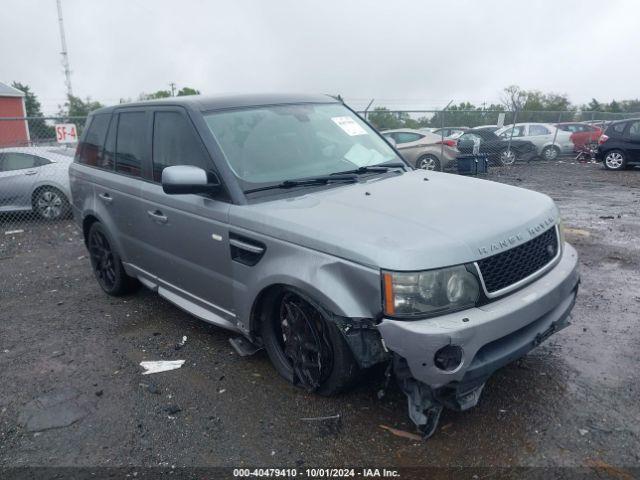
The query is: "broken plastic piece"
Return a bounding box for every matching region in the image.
[229,336,262,357]
[140,360,185,375]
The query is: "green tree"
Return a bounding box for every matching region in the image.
[139,86,200,100]
[58,95,103,118]
[587,98,602,111]
[367,107,406,130]
[139,90,172,100]
[177,87,200,96]
[11,82,55,140]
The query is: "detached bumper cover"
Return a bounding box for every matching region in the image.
[377,243,579,390]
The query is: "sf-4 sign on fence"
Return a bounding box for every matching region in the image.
[55,123,78,143]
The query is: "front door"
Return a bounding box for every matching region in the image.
[136,108,235,321]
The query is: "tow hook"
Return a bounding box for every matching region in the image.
[534,322,557,346]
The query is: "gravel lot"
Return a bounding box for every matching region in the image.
[1,161,639,471]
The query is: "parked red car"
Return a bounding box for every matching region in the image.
[555,122,602,150]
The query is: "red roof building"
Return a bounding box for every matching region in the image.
[0,82,29,147]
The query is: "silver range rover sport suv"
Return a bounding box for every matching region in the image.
[69,94,579,438]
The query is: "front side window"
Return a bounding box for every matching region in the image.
[115,112,146,177]
[152,111,211,182]
[205,103,400,187]
[499,125,525,138]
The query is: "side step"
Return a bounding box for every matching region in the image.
[229,336,262,357]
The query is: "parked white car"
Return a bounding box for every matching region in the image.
[495,123,573,160]
[0,146,74,220]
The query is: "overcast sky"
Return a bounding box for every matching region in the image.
[2,0,638,115]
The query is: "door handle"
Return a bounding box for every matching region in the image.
[98,193,113,204]
[24,170,37,176]
[147,210,168,224]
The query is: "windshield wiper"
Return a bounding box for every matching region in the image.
[330,161,408,176]
[243,174,358,194]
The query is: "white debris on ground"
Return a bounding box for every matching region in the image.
[140,360,185,375]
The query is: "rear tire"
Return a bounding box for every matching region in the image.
[541,145,561,161]
[87,222,139,296]
[603,150,626,170]
[416,155,441,171]
[260,288,359,396]
[498,148,517,166]
[32,187,70,220]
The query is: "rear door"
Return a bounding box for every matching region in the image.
[137,107,235,319]
[0,152,42,210]
[627,120,640,162]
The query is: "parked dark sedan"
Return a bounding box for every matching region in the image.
[456,129,537,165]
[596,118,640,170]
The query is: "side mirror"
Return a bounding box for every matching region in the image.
[386,136,397,147]
[161,165,221,195]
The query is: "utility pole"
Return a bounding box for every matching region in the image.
[56,0,73,98]
[169,82,176,96]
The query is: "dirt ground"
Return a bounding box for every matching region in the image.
[1,161,639,471]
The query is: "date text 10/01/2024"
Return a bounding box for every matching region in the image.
[232,468,401,478]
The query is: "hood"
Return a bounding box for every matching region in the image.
[230,170,559,271]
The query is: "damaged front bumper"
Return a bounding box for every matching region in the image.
[377,243,580,436]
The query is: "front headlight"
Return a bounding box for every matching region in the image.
[382,265,480,318]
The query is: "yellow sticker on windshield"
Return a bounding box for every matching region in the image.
[331,116,368,136]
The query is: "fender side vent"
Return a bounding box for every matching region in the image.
[229,233,266,266]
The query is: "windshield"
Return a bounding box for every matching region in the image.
[204,103,401,187]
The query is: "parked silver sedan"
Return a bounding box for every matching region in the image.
[495,123,574,161]
[381,128,459,171]
[0,146,74,220]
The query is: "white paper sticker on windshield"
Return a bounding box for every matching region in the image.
[331,116,368,136]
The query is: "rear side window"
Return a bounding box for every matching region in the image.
[608,122,626,136]
[0,152,40,171]
[102,115,117,170]
[629,121,640,140]
[78,113,110,166]
[395,132,423,144]
[529,124,550,136]
[152,111,211,182]
[115,112,146,177]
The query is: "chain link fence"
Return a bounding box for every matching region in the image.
[0,116,86,256]
[1,108,638,253]
[359,108,640,170]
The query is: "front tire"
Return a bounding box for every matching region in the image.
[416,155,441,171]
[261,289,359,396]
[541,145,561,161]
[33,187,70,220]
[87,222,139,296]
[603,150,626,170]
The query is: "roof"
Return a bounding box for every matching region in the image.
[380,128,423,134]
[0,82,25,97]
[93,93,339,115]
[0,145,75,162]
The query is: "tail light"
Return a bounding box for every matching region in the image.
[598,134,609,145]
[436,139,457,147]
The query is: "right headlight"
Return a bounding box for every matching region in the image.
[382,265,480,318]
